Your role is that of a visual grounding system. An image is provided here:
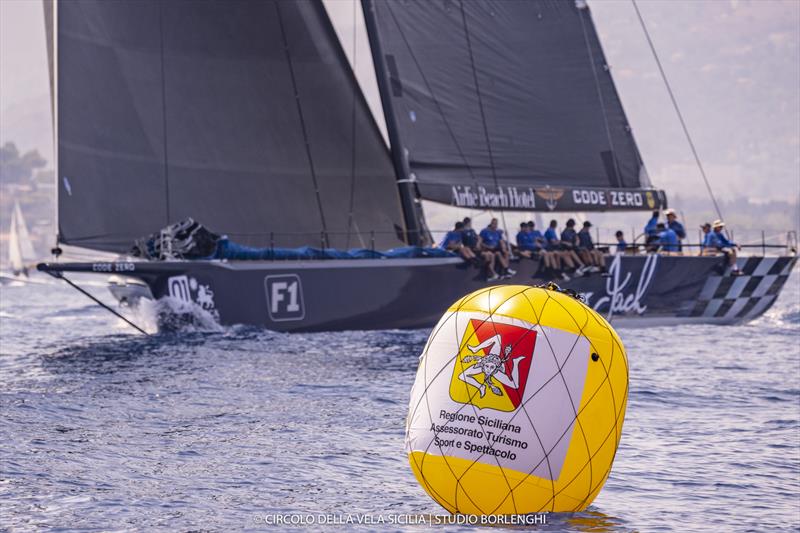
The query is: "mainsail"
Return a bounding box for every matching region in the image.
[47,0,406,253]
[363,0,667,212]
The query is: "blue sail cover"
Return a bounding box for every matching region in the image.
[213,238,454,260]
[365,0,667,212]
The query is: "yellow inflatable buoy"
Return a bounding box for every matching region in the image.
[406,284,628,514]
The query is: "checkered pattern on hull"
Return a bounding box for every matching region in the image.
[689,256,797,321]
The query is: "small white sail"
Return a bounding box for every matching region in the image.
[13,201,36,262]
[8,207,25,275]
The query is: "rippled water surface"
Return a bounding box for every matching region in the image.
[1,272,798,531]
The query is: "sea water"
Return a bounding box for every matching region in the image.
[1,272,798,531]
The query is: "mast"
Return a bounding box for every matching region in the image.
[362,0,425,246]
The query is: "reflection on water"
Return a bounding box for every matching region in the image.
[0,272,798,531]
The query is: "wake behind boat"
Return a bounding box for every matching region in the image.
[37,0,796,332]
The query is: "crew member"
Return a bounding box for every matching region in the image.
[664,209,686,251]
[710,220,741,275]
[656,222,680,253]
[644,210,660,249]
[577,221,604,271]
[545,219,578,274]
[481,218,515,278]
[439,221,476,262]
[615,230,627,254]
[560,219,588,275]
[462,217,479,250]
[515,222,536,259]
[528,220,569,274]
[699,222,716,255]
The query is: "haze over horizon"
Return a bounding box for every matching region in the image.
[1,0,798,238]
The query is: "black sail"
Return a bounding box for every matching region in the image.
[52,0,405,253]
[364,0,667,212]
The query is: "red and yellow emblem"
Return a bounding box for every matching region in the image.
[449,319,537,412]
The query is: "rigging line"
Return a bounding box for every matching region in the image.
[275,0,329,246]
[157,2,171,225]
[459,1,508,237]
[384,3,482,192]
[631,0,726,225]
[345,0,359,249]
[44,271,151,336]
[577,5,624,188]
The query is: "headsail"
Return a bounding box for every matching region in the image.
[47,0,406,253]
[364,0,667,212]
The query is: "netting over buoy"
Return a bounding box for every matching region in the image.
[405,285,628,514]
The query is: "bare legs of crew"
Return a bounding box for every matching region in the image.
[721,247,742,274]
[458,245,476,262]
[495,249,509,271]
[482,250,497,279]
[541,251,559,270]
[578,249,605,270]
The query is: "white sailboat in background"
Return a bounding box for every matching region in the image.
[2,200,37,282]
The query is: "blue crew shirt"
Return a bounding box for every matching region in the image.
[439,230,462,249]
[560,228,577,246]
[616,239,627,253]
[712,231,735,249]
[644,215,659,237]
[480,228,503,249]
[462,228,478,248]
[701,232,716,251]
[577,230,594,250]
[658,228,680,252]
[669,220,686,239]
[516,231,540,251]
[544,228,559,250]
[531,230,545,250]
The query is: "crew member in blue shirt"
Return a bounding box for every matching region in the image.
[576,221,604,271]
[655,222,680,253]
[461,217,479,250]
[644,210,660,249]
[699,222,716,255]
[516,222,537,259]
[544,219,579,274]
[710,220,741,274]
[439,221,476,262]
[664,209,686,251]
[517,220,569,280]
[560,219,588,275]
[615,230,627,254]
[480,218,515,279]
[462,217,497,279]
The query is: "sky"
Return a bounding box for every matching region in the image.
[1,0,798,230]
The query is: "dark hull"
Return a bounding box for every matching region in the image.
[40,254,796,332]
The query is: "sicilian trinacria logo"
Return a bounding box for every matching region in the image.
[449,319,537,412]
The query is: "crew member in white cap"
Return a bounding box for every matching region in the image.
[664,209,686,251]
[709,220,741,275]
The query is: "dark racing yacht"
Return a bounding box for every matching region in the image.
[38,0,796,332]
